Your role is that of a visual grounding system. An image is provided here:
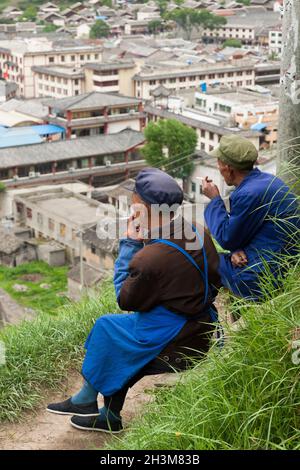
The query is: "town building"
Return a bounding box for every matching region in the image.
[13,187,116,262]
[134,60,256,100]
[84,61,138,96]
[0,80,18,103]
[44,91,145,138]
[0,129,145,188]
[145,104,262,154]
[194,87,278,147]
[269,26,283,57]
[32,65,85,98]
[0,37,103,99]
[203,6,281,46]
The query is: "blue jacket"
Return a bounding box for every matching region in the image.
[204,168,299,299]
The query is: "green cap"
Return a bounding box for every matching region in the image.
[210,134,258,170]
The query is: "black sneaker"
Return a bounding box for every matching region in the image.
[70,414,123,434]
[46,397,99,417]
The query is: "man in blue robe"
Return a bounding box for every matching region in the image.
[203,134,299,300]
[47,168,221,433]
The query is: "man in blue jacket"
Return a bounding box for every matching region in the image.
[203,134,299,300]
[47,168,221,433]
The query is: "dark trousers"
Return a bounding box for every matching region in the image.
[103,359,175,415]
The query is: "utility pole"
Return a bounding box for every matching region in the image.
[278,0,300,193]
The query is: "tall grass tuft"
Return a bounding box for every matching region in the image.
[108,258,300,450]
[0,282,118,422]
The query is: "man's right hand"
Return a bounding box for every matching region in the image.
[231,250,248,268]
[126,215,144,241]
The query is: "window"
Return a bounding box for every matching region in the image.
[26,208,32,219]
[49,57,54,63]
[91,244,96,254]
[71,55,75,61]
[60,223,66,238]
[149,80,156,85]
[94,54,99,60]
[191,182,196,193]
[48,218,55,231]
[80,55,84,60]
[61,56,65,62]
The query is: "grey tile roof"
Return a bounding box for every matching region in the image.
[43,91,141,111]
[0,129,145,169]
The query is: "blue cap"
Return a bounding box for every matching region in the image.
[135,168,183,206]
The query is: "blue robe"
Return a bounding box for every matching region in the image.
[204,168,299,300]
[81,239,187,396]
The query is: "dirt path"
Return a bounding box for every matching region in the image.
[0,371,175,450]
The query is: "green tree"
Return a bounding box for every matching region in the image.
[21,5,38,21]
[43,23,59,33]
[156,0,168,16]
[148,19,163,35]
[222,38,242,48]
[165,8,227,41]
[237,0,251,5]
[89,19,110,39]
[0,182,6,193]
[101,0,113,6]
[142,119,197,179]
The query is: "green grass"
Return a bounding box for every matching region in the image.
[108,259,300,450]
[0,282,118,422]
[0,261,68,314]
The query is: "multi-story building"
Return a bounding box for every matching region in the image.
[30,60,138,99]
[13,187,115,261]
[44,91,145,138]
[269,27,283,57]
[0,129,146,188]
[254,62,280,86]
[0,38,103,99]
[145,104,261,154]
[32,65,85,98]
[194,87,279,148]
[84,61,138,96]
[134,60,256,100]
[203,6,281,45]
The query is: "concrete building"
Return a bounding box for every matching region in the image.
[254,62,280,86]
[44,91,145,138]
[145,104,262,154]
[269,26,282,57]
[0,80,18,103]
[31,60,139,99]
[194,87,278,147]
[203,6,281,45]
[32,65,85,98]
[84,61,138,96]
[134,60,256,100]
[0,37,103,99]
[13,187,116,262]
[0,129,145,188]
[0,182,92,220]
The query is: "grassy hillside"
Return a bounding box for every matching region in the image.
[0,281,117,422]
[0,261,68,315]
[109,258,300,450]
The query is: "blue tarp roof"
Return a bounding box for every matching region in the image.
[0,131,43,149]
[0,124,65,148]
[251,122,268,131]
[29,124,65,136]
